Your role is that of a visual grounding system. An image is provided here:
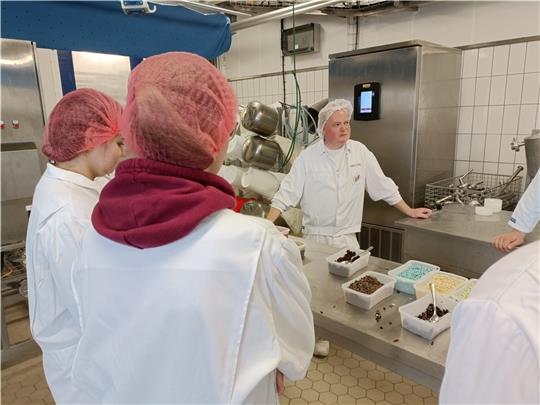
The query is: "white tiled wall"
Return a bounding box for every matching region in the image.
[454,40,540,178]
[230,68,329,110]
[231,40,540,182]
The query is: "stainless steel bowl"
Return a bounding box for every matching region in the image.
[242,101,279,137]
[242,135,281,170]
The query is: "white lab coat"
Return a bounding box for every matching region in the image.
[271,139,401,248]
[440,240,540,404]
[508,169,540,233]
[71,210,314,404]
[26,163,105,404]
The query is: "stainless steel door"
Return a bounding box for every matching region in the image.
[1,39,46,246]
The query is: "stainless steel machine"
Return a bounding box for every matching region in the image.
[329,40,461,261]
[1,38,46,365]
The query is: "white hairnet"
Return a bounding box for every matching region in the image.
[317,99,353,136]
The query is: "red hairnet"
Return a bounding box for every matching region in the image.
[42,88,122,162]
[122,52,237,169]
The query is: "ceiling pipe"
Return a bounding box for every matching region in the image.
[154,0,252,17]
[231,0,345,33]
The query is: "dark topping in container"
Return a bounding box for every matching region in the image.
[348,275,384,295]
[336,250,360,263]
[417,304,449,321]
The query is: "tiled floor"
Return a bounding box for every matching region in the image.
[279,345,438,405]
[1,355,54,405]
[1,344,438,405]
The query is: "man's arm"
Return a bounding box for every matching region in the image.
[267,207,282,223]
[492,169,540,252]
[393,199,432,219]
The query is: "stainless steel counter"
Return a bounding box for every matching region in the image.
[301,239,448,392]
[395,205,540,278]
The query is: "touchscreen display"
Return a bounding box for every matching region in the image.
[359,91,373,114]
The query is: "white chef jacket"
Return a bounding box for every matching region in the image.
[71,210,314,404]
[272,139,401,237]
[509,169,540,233]
[26,163,104,404]
[440,240,540,404]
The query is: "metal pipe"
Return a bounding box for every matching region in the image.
[231,0,343,33]
[154,0,252,17]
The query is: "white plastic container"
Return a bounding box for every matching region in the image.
[387,260,440,295]
[475,206,493,216]
[414,271,468,299]
[398,294,458,340]
[341,271,396,310]
[327,248,370,277]
[450,279,478,301]
[484,198,502,213]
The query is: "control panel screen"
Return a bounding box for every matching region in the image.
[354,82,380,121]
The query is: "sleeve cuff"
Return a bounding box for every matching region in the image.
[385,192,402,206]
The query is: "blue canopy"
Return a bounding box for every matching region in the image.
[1,1,232,59]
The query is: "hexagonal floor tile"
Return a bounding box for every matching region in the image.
[340,375,357,387]
[384,391,404,405]
[394,382,412,395]
[413,385,432,399]
[319,391,338,405]
[357,377,376,390]
[336,349,352,359]
[307,370,324,382]
[330,383,348,396]
[296,379,313,390]
[317,363,334,374]
[323,372,340,384]
[351,367,368,379]
[375,380,394,393]
[343,358,360,369]
[338,394,356,404]
[334,365,351,376]
[366,389,385,402]
[301,389,320,402]
[284,386,302,399]
[348,386,366,399]
[383,372,402,384]
[328,356,344,366]
[313,380,330,393]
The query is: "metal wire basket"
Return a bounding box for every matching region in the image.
[425,171,523,209]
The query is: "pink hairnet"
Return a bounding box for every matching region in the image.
[42,88,122,162]
[122,52,237,169]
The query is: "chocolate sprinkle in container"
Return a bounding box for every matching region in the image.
[341,271,396,310]
[327,248,371,277]
[398,294,458,340]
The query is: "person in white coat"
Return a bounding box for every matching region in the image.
[440,239,539,404]
[26,88,124,404]
[71,52,315,404]
[492,168,540,252]
[267,99,431,251]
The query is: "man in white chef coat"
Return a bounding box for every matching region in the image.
[440,239,539,404]
[492,168,540,252]
[267,99,431,251]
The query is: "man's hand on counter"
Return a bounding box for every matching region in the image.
[393,200,432,219]
[492,229,525,252]
[408,207,432,219]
